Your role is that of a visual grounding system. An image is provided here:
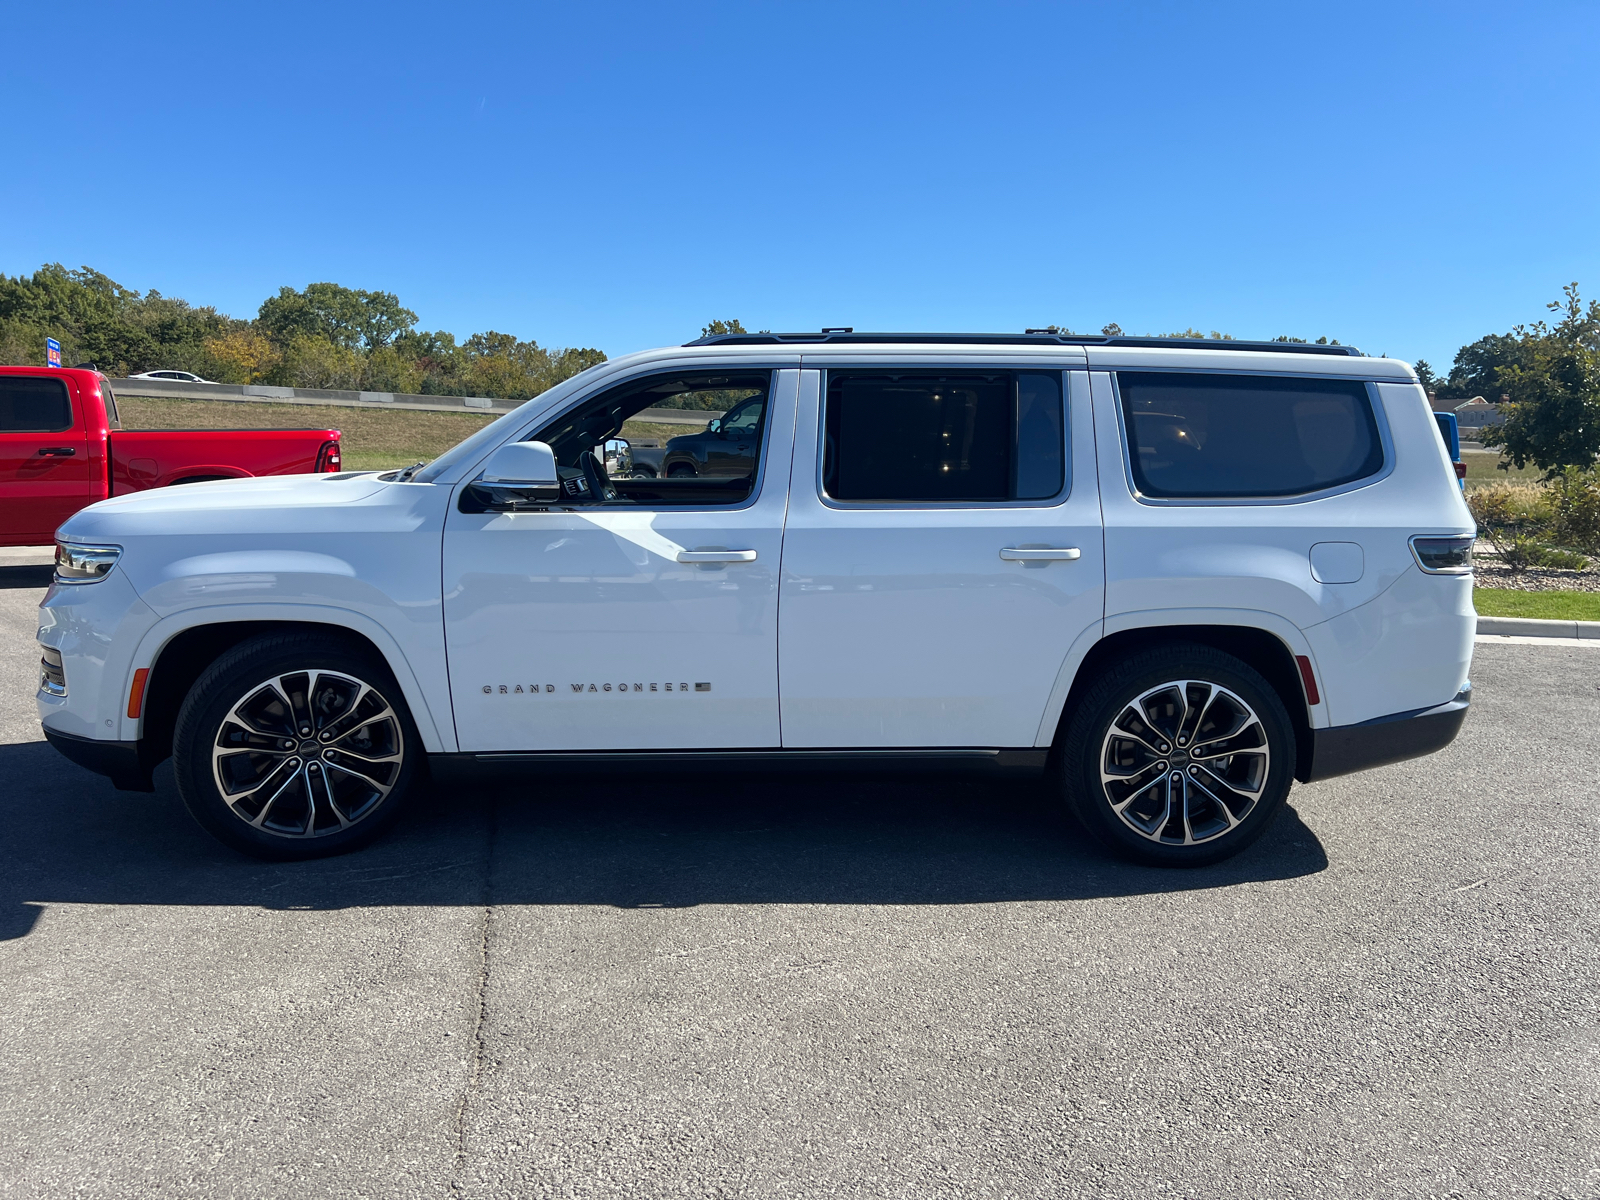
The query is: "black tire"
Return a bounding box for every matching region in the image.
[666,461,696,478]
[1059,642,1294,867]
[172,632,421,860]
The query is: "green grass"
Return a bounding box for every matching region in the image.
[117,396,497,472]
[1461,449,1542,488]
[1474,588,1600,621]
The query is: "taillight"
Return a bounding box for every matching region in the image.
[317,439,342,472]
[1454,461,1467,480]
[1410,535,1474,574]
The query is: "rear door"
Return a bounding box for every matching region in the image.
[778,363,1105,748]
[0,373,93,544]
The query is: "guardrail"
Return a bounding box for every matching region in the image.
[108,376,522,415]
[106,378,722,425]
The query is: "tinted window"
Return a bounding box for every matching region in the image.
[0,376,73,432]
[99,377,121,429]
[823,371,1065,503]
[1117,372,1383,499]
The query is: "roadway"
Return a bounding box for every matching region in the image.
[0,555,1595,1199]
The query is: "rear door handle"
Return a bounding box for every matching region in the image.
[38,447,76,457]
[677,550,758,563]
[999,547,1081,561]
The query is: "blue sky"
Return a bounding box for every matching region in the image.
[3,1,1597,370]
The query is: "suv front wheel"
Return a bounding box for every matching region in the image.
[1061,644,1295,867]
[172,633,421,859]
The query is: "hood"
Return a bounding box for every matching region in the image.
[59,472,393,542]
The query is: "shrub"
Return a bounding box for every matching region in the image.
[1545,467,1600,554]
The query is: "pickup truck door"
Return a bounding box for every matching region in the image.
[441,368,799,753]
[778,366,1105,749]
[0,373,94,545]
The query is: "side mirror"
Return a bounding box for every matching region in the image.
[707,418,723,435]
[602,437,632,475]
[466,440,562,509]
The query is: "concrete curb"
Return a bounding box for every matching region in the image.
[1477,615,1600,640]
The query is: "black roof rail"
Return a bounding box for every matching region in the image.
[682,331,1363,356]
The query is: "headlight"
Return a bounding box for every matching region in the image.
[55,542,122,584]
[1410,535,1474,574]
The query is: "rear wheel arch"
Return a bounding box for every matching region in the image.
[1052,624,1315,781]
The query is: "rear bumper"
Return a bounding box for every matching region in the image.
[1299,687,1470,783]
[43,727,155,792]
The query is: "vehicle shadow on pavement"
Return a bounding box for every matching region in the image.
[0,564,56,590]
[0,741,1328,942]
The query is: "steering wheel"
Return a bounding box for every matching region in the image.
[580,449,617,502]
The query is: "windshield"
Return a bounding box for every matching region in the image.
[410,363,610,484]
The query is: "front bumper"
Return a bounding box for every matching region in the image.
[43,728,155,793]
[1299,687,1470,783]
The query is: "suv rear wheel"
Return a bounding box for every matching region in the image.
[172,633,420,859]
[1060,643,1294,866]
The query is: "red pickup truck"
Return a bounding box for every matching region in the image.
[1,366,341,546]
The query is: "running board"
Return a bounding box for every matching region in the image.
[428,747,1049,780]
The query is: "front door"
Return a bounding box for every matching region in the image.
[779,365,1105,748]
[443,366,798,752]
[0,373,93,545]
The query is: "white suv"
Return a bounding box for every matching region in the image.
[37,333,1476,866]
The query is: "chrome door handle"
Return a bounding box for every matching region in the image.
[999,547,1081,561]
[677,550,758,563]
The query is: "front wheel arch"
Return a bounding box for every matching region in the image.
[138,620,414,773]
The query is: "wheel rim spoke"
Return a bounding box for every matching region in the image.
[212,667,403,838]
[1099,678,1270,846]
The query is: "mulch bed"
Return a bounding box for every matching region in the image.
[1473,554,1600,593]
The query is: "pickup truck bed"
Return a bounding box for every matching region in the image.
[1,366,340,545]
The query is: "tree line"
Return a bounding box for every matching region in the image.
[3,266,1595,473]
[0,264,606,402]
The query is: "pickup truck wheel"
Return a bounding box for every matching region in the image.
[1060,644,1294,867]
[666,462,696,478]
[172,633,420,860]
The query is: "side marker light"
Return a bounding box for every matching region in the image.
[1295,656,1321,706]
[128,668,150,719]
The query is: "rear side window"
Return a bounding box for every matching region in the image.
[0,376,74,432]
[1117,372,1383,499]
[823,371,1065,503]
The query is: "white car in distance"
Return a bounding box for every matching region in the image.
[38,332,1476,865]
[128,370,215,384]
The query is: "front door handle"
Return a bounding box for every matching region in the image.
[999,547,1081,562]
[677,549,758,563]
[38,446,76,457]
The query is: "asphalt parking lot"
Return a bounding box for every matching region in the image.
[0,555,1595,1200]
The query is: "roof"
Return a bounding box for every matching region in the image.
[684,330,1364,356]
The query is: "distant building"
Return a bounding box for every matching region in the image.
[1453,395,1504,430]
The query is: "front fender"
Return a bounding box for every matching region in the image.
[121,602,452,754]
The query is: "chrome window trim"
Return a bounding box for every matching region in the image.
[813,366,1078,512]
[1109,372,1396,508]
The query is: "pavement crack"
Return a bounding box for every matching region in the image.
[449,796,496,1198]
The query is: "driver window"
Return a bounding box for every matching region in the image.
[530,370,772,506]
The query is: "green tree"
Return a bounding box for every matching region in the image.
[1442,332,1520,400]
[258,282,417,351]
[1480,284,1600,477]
[700,318,747,337]
[1414,359,1441,393]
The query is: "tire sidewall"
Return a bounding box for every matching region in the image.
[1062,646,1295,867]
[172,635,421,860]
